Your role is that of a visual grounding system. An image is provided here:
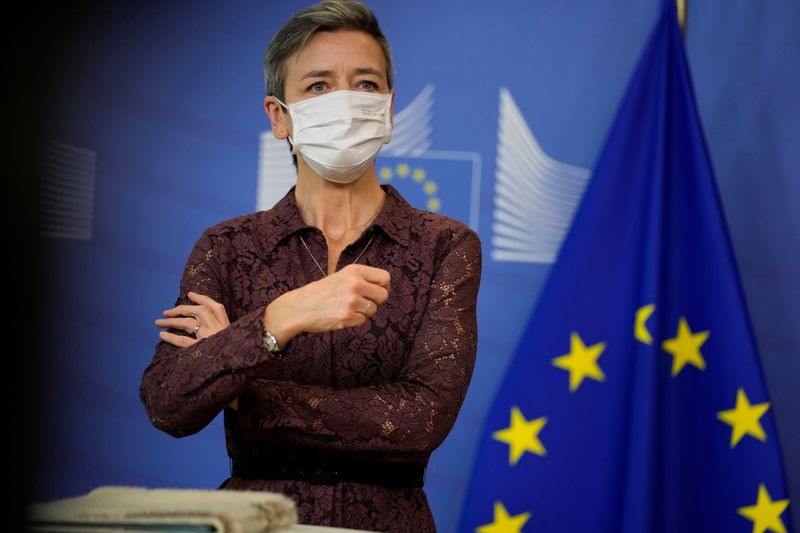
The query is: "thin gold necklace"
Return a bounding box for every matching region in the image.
[321,207,382,244]
[299,233,376,278]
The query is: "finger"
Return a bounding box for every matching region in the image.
[195,322,220,341]
[360,265,391,288]
[342,310,368,328]
[188,292,230,324]
[155,317,199,333]
[345,264,391,288]
[163,304,202,317]
[358,281,389,305]
[162,308,217,336]
[159,330,197,348]
[359,298,379,318]
[340,271,389,304]
[164,305,215,327]
[342,295,378,319]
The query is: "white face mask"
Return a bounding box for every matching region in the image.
[276,90,393,184]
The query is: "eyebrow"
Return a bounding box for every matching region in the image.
[353,67,384,77]
[299,67,384,80]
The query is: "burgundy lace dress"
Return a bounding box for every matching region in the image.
[140,185,482,532]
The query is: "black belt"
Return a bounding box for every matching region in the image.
[231,457,425,488]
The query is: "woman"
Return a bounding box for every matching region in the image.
[139,1,481,531]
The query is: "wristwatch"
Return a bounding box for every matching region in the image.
[262,323,283,356]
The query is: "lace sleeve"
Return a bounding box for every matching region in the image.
[238,227,482,458]
[139,228,282,438]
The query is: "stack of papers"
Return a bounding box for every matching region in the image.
[27,486,298,532]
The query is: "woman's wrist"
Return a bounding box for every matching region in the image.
[263,292,303,348]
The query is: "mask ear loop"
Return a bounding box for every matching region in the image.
[273,96,288,110]
[272,96,297,151]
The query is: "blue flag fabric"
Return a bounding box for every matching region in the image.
[460,4,792,533]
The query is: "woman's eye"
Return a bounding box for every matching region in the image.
[358,80,378,90]
[309,82,326,92]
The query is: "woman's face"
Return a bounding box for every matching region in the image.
[265,30,393,140]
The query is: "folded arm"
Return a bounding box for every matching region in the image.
[140,227,400,439]
[139,229,280,438]
[239,229,482,457]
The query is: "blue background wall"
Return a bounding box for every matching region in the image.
[35,2,798,532]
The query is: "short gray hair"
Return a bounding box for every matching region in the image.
[263,0,394,102]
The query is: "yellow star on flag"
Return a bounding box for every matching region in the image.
[476,501,531,533]
[717,388,770,448]
[660,316,709,376]
[552,332,606,392]
[492,406,546,465]
[737,484,789,533]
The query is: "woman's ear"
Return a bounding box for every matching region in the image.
[264,96,291,140]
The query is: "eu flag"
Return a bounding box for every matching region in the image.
[460,3,792,532]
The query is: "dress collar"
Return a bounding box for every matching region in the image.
[261,184,412,254]
[368,184,412,247]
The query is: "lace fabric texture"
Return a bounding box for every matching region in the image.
[140,185,482,532]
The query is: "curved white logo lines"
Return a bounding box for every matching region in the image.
[492,88,591,264]
[384,82,434,157]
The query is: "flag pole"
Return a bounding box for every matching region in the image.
[676,0,687,36]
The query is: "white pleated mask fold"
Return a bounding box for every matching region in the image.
[276,90,393,184]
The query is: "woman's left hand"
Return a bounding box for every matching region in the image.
[155,291,231,348]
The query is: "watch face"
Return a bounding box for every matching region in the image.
[263,329,280,353]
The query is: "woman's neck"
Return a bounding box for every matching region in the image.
[294,162,386,243]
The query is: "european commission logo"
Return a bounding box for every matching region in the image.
[257,84,480,231]
[491,88,590,264]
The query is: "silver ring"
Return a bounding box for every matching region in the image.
[363,302,371,314]
[192,321,202,336]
